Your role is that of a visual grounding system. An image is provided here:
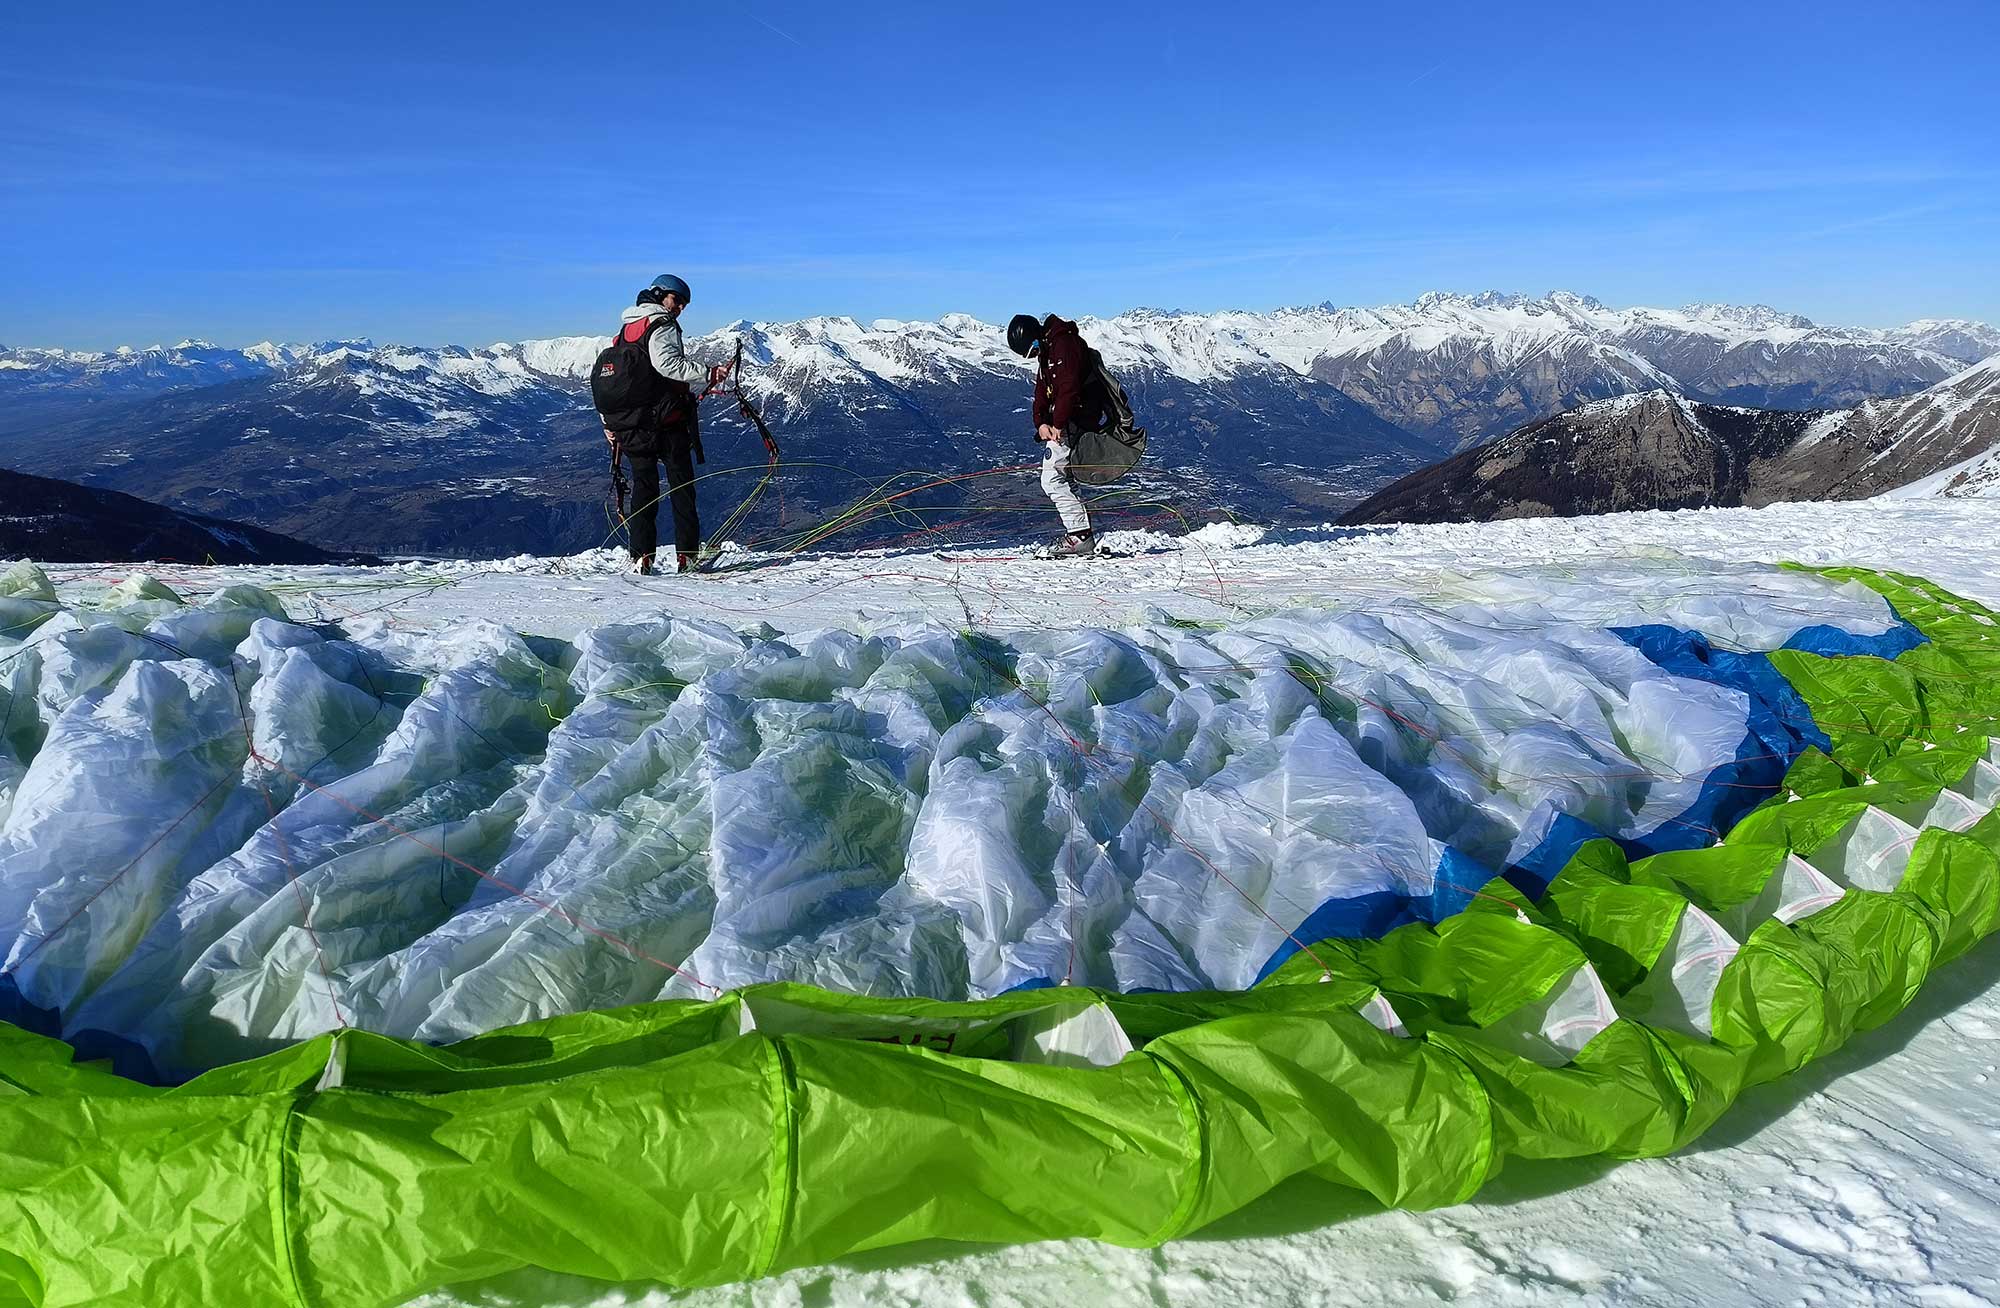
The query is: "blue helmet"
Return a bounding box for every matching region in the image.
[644,274,693,306]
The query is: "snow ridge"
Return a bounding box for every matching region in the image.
[7,292,1991,400]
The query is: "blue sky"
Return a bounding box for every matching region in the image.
[3,1,1995,349]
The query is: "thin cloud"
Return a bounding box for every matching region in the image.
[735,4,806,47]
[1793,201,1959,241]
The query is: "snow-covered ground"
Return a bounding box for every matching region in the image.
[102,497,2000,647]
[28,496,2000,1308]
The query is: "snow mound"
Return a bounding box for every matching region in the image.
[1882,444,2000,499]
[0,561,1909,1078]
[1098,521,1268,555]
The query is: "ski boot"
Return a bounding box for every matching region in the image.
[1048,530,1096,558]
[631,553,657,576]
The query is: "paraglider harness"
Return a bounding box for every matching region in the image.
[1068,350,1147,488]
[599,337,780,550]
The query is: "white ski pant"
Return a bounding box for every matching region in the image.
[1040,435,1091,534]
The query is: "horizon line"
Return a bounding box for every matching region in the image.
[5,286,1995,356]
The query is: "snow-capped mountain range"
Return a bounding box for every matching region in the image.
[8,290,1991,434]
[1,292,1993,556]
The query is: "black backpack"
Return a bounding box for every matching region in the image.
[591,318,688,433]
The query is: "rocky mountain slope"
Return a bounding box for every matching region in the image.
[1768,353,2000,502]
[0,465,365,564]
[1342,354,2000,525]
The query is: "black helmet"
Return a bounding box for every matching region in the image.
[1006,314,1044,358]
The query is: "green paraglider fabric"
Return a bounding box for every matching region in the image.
[2,567,1999,1308]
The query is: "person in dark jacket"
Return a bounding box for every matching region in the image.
[1008,313,1110,557]
[604,275,731,574]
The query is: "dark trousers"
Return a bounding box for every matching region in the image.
[625,428,699,560]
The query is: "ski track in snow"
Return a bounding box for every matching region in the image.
[37,496,2000,1308]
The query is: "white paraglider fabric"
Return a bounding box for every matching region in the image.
[0,561,1910,1077]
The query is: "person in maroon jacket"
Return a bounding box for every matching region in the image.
[1008,312,1109,557]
